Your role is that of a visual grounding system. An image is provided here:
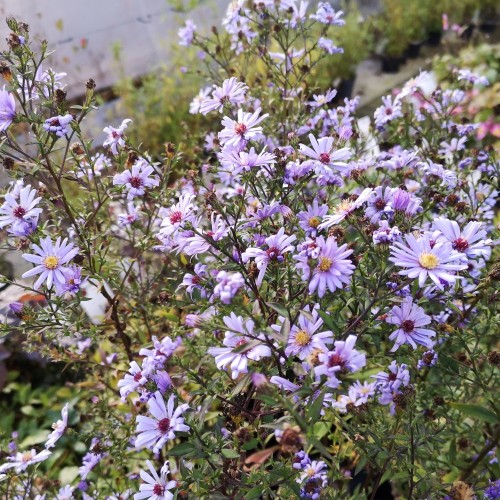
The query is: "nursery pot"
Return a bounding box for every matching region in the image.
[336,76,357,101]
[405,41,422,59]
[426,29,442,46]
[479,21,497,33]
[381,55,405,74]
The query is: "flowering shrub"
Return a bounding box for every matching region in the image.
[0,5,499,500]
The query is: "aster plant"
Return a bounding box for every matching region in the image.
[0,7,499,500]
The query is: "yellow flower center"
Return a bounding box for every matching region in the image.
[294,330,311,346]
[22,451,33,462]
[308,216,321,228]
[317,256,333,272]
[336,200,353,213]
[418,252,439,270]
[43,255,60,270]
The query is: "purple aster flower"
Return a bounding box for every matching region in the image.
[318,37,343,54]
[0,86,16,132]
[299,133,351,176]
[457,69,489,86]
[242,228,296,286]
[0,449,52,474]
[103,119,132,155]
[314,335,366,388]
[207,313,271,379]
[417,350,438,369]
[22,236,79,289]
[297,200,328,237]
[219,145,276,175]
[178,19,197,46]
[118,361,149,400]
[0,184,42,233]
[140,335,181,372]
[218,108,268,148]
[419,160,457,188]
[373,220,401,245]
[154,371,172,394]
[484,479,500,500]
[135,392,190,453]
[56,485,74,499]
[374,95,402,128]
[159,193,198,238]
[310,3,345,25]
[79,442,104,480]
[212,271,245,304]
[365,186,394,223]
[43,114,73,137]
[179,263,208,297]
[432,218,492,260]
[299,460,328,487]
[118,201,140,226]
[54,265,84,297]
[386,297,435,351]
[373,360,410,392]
[380,149,419,171]
[184,213,229,256]
[189,86,211,114]
[45,403,69,449]
[331,385,370,413]
[389,233,467,289]
[294,235,354,298]
[319,188,375,229]
[200,77,248,115]
[307,89,337,108]
[391,188,422,217]
[136,460,177,500]
[113,159,159,199]
[284,306,333,360]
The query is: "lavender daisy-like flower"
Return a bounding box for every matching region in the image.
[0,184,42,233]
[135,392,190,453]
[242,228,296,286]
[386,297,435,351]
[294,235,354,298]
[54,265,84,297]
[374,95,402,128]
[297,200,329,237]
[389,233,467,289]
[135,460,177,500]
[432,218,491,260]
[189,86,211,114]
[310,3,345,25]
[285,306,333,360]
[319,188,375,229]
[218,108,268,148]
[219,145,276,175]
[118,361,149,400]
[373,360,410,392]
[159,193,198,238]
[113,159,159,199]
[178,19,197,47]
[208,313,271,379]
[43,114,73,137]
[0,86,16,132]
[0,449,52,474]
[22,236,79,289]
[299,133,351,176]
[103,118,132,155]
[45,403,69,449]
[365,186,394,223]
[200,77,248,115]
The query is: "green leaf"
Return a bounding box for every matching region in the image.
[221,448,241,459]
[449,403,498,424]
[168,442,197,456]
[257,394,278,406]
[308,389,325,422]
[20,429,49,447]
[267,302,289,319]
[245,485,265,499]
[317,310,338,333]
[241,438,259,451]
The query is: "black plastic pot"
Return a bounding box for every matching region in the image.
[426,29,442,46]
[405,41,422,59]
[479,21,497,34]
[336,76,356,101]
[381,55,405,74]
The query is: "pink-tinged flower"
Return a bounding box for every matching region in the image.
[285,306,333,360]
[297,200,328,237]
[389,233,467,289]
[242,228,296,286]
[477,118,500,141]
[0,184,42,233]
[0,449,52,474]
[319,188,375,229]
[135,392,190,453]
[159,193,198,238]
[189,86,211,114]
[113,159,159,199]
[310,3,345,25]
[179,263,208,297]
[299,133,351,176]
[183,213,229,256]
[45,403,69,449]
[314,335,366,388]
[373,360,410,392]
[200,77,248,115]
[0,86,16,132]
[432,218,492,260]
[178,19,197,47]
[374,95,402,128]
[208,313,271,379]
[218,108,268,148]
[103,119,132,155]
[135,460,177,500]
[294,236,354,298]
[118,201,140,226]
[219,145,276,175]
[43,114,73,137]
[118,361,149,400]
[22,236,79,290]
[386,297,435,351]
